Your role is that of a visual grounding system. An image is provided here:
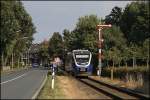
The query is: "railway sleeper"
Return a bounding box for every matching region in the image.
[88,77,149,99]
[80,79,138,99]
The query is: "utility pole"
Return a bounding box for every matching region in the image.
[18,56,20,69]
[28,50,29,67]
[96,24,112,77]
[28,49,30,68]
[26,51,28,68]
[11,52,14,70]
[1,53,4,70]
[21,54,24,69]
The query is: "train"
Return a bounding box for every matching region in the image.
[65,49,93,76]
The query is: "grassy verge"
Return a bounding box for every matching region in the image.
[102,66,149,79]
[100,66,149,94]
[37,72,66,99]
[1,67,29,76]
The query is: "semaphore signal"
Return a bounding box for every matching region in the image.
[96,24,112,76]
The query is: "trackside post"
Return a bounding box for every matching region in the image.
[96,24,112,77]
[51,63,55,89]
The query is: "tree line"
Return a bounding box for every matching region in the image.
[0,1,36,68]
[46,1,149,69]
[1,1,148,69]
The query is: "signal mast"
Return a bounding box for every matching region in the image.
[96,24,112,76]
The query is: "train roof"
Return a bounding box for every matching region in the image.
[72,49,89,52]
[72,50,91,54]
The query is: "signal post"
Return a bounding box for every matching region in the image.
[96,24,112,76]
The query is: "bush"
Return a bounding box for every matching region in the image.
[102,66,149,80]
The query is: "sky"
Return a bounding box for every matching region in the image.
[22,1,132,44]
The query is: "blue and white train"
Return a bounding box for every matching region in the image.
[65,50,93,76]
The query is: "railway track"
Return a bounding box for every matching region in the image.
[58,68,149,99]
[78,77,149,100]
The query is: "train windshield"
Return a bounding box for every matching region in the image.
[74,51,90,65]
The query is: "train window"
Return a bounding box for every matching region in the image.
[76,58,89,62]
[76,55,89,58]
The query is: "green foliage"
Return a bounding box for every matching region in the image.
[71,15,100,53]
[62,29,72,52]
[105,1,149,45]
[49,32,63,58]
[0,1,36,66]
[103,26,126,49]
[142,38,150,59]
[83,33,97,53]
[75,15,100,33]
[1,1,20,65]
[128,43,142,58]
[105,6,122,26]
[120,2,149,45]
[39,41,49,64]
[102,26,126,66]
[104,1,149,68]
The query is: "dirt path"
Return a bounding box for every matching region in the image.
[57,76,110,99]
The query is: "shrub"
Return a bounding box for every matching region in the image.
[102,66,149,80]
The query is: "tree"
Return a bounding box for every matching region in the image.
[130,44,137,68]
[120,2,149,45]
[13,1,36,67]
[0,1,20,67]
[83,33,98,53]
[105,6,122,26]
[39,40,49,65]
[0,1,36,68]
[48,32,63,59]
[103,26,127,67]
[122,46,131,67]
[104,1,149,68]
[72,15,100,52]
[142,38,150,68]
[62,29,72,52]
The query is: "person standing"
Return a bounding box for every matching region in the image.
[53,61,57,72]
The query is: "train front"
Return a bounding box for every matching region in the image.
[73,50,93,76]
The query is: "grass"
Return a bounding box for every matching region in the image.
[102,66,149,79]
[1,67,28,76]
[37,72,66,99]
[125,73,144,89]
[100,66,149,91]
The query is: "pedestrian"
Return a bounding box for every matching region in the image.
[52,57,57,72]
[53,62,57,72]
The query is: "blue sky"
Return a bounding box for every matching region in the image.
[22,1,132,43]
